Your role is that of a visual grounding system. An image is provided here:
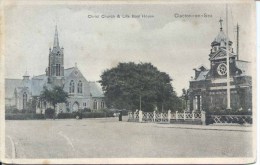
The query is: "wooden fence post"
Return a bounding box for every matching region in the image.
[192,111,195,120]
[139,110,143,123]
[168,110,171,123]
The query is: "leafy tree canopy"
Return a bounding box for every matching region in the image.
[99,62,182,112]
[40,86,69,109]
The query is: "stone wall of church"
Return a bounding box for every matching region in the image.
[16,88,31,110]
[5,98,16,108]
[66,97,92,112]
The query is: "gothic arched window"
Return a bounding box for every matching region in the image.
[69,80,75,93]
[77,80,83,94]
[23,92,27,109]
[93,100,97,110]
[101,100,105,109]
[56,64,61,76]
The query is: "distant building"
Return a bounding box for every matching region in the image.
[188,19,252,112]
[5,26,106,113]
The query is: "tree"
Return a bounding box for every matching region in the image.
[181,88,189,111]
[99,62,182,112]
[39,86,69,111]
[26,96,37,113]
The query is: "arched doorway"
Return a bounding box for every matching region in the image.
[72,102,79,112]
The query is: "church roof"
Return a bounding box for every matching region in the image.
[195,70,209,81]
[5,67,104,98]
[89,81,104,98]
[33,74,46,79]
[33,67,75,80]
[213,30,230,44]
[194,65,208,71]
[64,67,75,77]
[31,79,47,96]
[5,79,22,98]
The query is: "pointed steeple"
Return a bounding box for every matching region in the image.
[53,25,59,48]
[23,70,30,81]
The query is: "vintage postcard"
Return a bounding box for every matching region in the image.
[0,0,256,164]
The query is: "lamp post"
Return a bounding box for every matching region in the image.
[226,4,231,110]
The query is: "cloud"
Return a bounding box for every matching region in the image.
[4,3,254,95]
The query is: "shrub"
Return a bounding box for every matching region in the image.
[21,109,27,113]
[83,108,91,112]
[57,113,75,119]
[5,107,19,114]
[121,110,129,116]
[82,112,113,118]
[5,113,45,120]
[73,111,83,119]
[206,109,252,115]
[45,108,55,119]
[66,108,70,113]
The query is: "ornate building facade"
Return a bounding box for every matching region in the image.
[5,26,106,113]
[188,19,252,112]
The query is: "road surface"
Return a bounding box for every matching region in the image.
[5,117,253,158]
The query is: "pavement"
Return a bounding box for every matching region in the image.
[154,123,252,132]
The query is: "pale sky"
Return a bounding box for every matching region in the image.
[4,1,254,96]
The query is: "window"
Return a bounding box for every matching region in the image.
[93,100,97,110]
[69,80,75,93]
[23,92,27,109]
[56,64,61,76]
[77,80,83,94]
[101,100,105,109]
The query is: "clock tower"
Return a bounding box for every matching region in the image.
[208,18,237,79]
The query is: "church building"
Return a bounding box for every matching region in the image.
[5,26,106,113]
[188,19,252,112]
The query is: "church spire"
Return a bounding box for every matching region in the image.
[53,25,59,48]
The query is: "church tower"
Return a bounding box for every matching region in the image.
[46,26,65,86]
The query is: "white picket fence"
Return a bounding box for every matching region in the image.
[128,110,204,123]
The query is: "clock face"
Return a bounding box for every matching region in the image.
[217,63,227,75]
